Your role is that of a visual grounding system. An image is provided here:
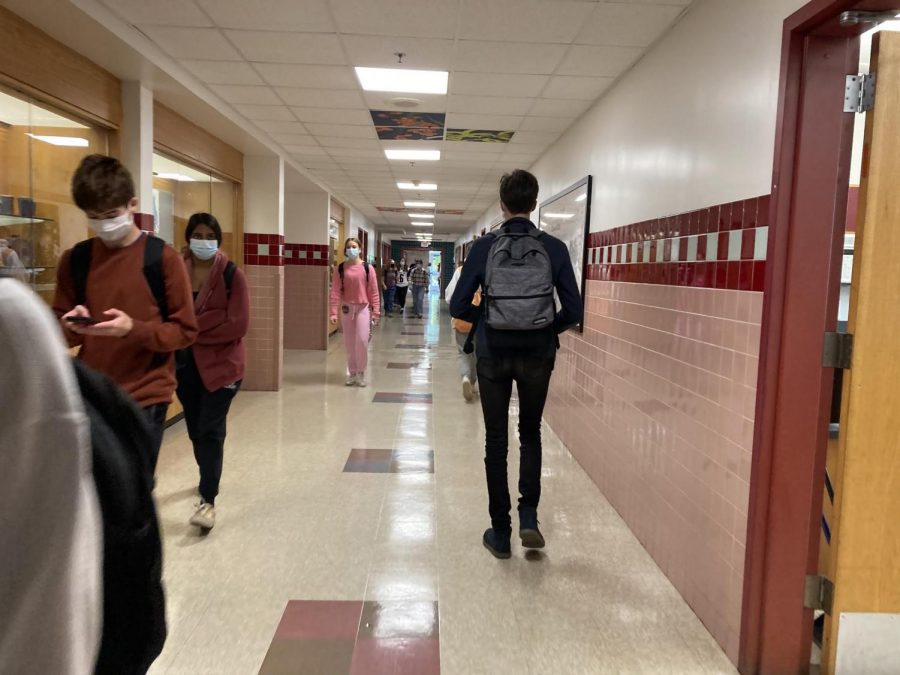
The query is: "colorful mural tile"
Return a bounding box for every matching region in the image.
[370,110,445,129]
[445,129,514,143]
[436,209,465,216]
[376,126,443,141]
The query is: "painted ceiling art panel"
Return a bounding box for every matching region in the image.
[445,129,514,143]
[371,110,445,141]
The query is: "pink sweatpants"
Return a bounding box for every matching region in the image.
[341,303,371,375]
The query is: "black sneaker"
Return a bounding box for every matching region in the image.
[519,509,545,549]
[483,528,512,559]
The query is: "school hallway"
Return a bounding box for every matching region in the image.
[152,289,735,675]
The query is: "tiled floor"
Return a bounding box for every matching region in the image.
[150,289,737,674]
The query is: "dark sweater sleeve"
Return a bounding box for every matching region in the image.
[550,239,584,333]
[52,249,85,348]
[196,267,251,345]
[449,238,489,322]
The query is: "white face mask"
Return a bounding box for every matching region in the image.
[346,247,360,259]
[190,239,218,261]
[88,212,134,243]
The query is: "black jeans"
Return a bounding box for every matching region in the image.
[143,402,169,475]
[477,355,555,532]
[395,285,408,308]
[176,351,240,505]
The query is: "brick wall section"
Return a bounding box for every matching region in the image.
[243,233,284,391]
[284,265,328,350]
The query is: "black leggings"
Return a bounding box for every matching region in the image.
[395,285,409,308]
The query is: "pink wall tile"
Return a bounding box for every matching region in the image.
[244,265,283,391]
[284,266,328,350]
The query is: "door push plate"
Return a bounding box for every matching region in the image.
[822,332,853,369]
[804,575,835,615]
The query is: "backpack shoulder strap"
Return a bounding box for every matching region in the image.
[142,235,168,322]
[364,262,370,284]
[70,239,94,307]
[338,261,345,291]
[223,260,237,295]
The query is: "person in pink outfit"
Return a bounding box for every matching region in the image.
[330,237,381,386]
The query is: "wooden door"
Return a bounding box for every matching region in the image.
[822,30,900,675]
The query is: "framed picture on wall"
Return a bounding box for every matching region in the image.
[538,175,592,332]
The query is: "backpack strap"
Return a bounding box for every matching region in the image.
[364,262,370,285]
[223,260,237,296]
[142,235,168,322]
[70,239,94,307]
[338,261,345,291]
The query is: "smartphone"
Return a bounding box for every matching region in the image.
[66,315,99,325]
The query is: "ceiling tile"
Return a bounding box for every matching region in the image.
[343,36,456,69]
[330,0,458,39]
[210,84,282,105]
[197,0,334,32]
[575,3,685,47]
[282,143,321,153]
[450,72,549,98]
[458,0,594,43]
[291,147,330,157]
[141,26,242,60]
[362,92,448,113]
[454,41,567,75]
[528,98,592,117]
[291,108,373,125]
[225,31,345,64]
[277,88,366,108]
[444,113,524,130]
[447,95,533,116]
[233,104,297,121]
[318,137,383,150]
[271,133,315,145]
[180,59,265,85]
[542,75,614,101]
[306,124,377,138]
[558,45,644,77]
[103,0,211,27]
[255,64,358,89]
[255,120,309,134]
[518,116,573,132]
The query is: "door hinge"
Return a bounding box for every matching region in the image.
[804,575,835,614]
[845,74,876,113]
[822,332,853,369]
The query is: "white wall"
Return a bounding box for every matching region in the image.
[244,155,284,235]
[463,0,808,241]
[285,191,329,244]
[348,206,377,262]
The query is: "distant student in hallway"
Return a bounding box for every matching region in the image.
[445,260,479,403]
[330,237,380,387]
[395,261,409,314]
[382,260,397,318]
[450,169,583,559]
[54,154,198,475]
[409,259,429,319]
[177,213,250,532]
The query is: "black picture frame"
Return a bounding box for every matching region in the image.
[538,175,592,333]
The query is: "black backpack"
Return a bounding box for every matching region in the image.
[483,229,555,331]
[72,360,166,675]
[338,261,370,291]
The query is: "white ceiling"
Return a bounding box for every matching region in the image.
[100,0,692,237]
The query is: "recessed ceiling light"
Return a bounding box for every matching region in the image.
[404,201,436,208]
[398,182,438,190]
[411,222,433,227]
[26,133,89,147]
[355,67,448,95]
[385,149,440,161]
[575,194,587,202]
[544,213,575,219]
[408,213,434,219]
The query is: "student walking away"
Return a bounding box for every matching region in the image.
[395,262,410,314]
[382,260,398,318]
[330,238,381,387]
[450,169,583,559]
[445,261,480,402]
[0,279,103,675]
[54,155,198,476]
[177,213,250,532]
[409,259,429,319]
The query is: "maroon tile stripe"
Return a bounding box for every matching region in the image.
[585,195,770,292]
[244,232,285,266]
[285,243,330,266]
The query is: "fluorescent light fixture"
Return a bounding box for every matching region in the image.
[411,222,433,227]
[355,67,448,95]
[544,213,575,219]
[575,193,587,202]
[408,213,434,219]
[155,172,197,182]
[26,133,88,147]
[404,201,436,208]
[397,182,437,191]
[385,149,440,161]
[539,221,549,228]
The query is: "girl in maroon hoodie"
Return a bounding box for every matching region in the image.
[177,213,250,531]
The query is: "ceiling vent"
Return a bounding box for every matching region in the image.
[387,97,422,109]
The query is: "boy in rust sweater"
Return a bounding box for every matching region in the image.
[54,154,198,473]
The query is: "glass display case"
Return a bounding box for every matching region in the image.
[0,85,109,303]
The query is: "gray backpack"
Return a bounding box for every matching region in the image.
[483,230,555,331]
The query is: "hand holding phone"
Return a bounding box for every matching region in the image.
[66,315,98,325]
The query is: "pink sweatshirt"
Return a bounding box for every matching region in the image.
[330,262,381,321]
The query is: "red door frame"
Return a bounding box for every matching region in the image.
[741,2,897,672]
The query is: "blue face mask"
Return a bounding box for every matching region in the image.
[345,247,360,259]
[190,239,218,261]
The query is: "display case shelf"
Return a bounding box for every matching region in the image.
[0,215,51,226]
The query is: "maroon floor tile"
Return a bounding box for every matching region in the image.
[373,393,433,404]
[344,449,394,473]
[274,600,363,640]
[401,331,425,335]
[259,638,356,675]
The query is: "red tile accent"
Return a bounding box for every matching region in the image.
[743,198,759,230]
[663,239,672,262]
[717,232,730,261]
[741,228,756,260]
[729,201,744,230]
[739,261,754,292]
[752,260,766,292]
[717,203,731,232]
[757,194,771,228]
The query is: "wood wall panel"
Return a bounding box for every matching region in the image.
[154,102,243,183]
[0,6,121,128]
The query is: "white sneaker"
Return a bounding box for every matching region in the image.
[346,373,358,386]
[462,376,475,402]
[356,373,368,387]
[190,502,215,530]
